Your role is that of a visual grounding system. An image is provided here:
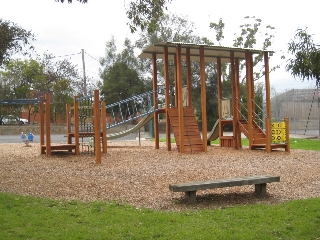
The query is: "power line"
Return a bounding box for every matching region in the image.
[84,51,100,63]
[50,52,81,59]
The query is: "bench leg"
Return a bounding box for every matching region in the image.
[255,183,267,197]
[185,191,196,203]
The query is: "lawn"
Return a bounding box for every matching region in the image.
[1,192,319,240]
[1,137,319,239]
[209,137,320,151]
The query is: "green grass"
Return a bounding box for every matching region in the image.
[209,137,320,151]
[1,192,319,240]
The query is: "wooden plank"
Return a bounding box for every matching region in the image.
[41,144,76,152]
[93,90,101,164]
[199,46,207,152]
[169,175,280,192]
[45,93,51,157]
[163,46,171,151]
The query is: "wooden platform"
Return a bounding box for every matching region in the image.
[41,144,77,154]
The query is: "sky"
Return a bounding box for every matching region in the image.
[1,0,319,93]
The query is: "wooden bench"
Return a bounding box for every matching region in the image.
[169,175,280,203]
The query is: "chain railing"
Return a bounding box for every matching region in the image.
[251,99,268,129]
[235,97,248,121]
[235,97,267,130]
[105,88,164,129]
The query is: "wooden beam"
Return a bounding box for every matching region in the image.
[176,44,184,153]
[174,54,178,107]
[40,96,45,154]
[230,51,238,149]
[217,58,223,146]
[200,46,207,152]
[101,101,107,154]
[93,90,101,163]
[163,46,171,151]
[152,53,159,149]
[235,58,242,148]
[45,93,51,157]
[265,117,271,153]
[245,50,253,149]
[284,117,290,153]
[264,52,271,121]
[74,96,80,155]
[186,48,192,107]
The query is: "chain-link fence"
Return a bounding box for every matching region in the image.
[271,88,319,137]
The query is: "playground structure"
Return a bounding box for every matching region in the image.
[0,42,291,163]
[64,89,165,163]
[138,42,290,153]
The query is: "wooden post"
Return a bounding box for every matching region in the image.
[176,44,184,153]
[217,58,223,146]
[174,54,178,107]
[186,48,192,107]
[265,117,271,153]
[93,90,101,164]
[200,46,207,152]
[264,52,272,124]
[284,117,290,153]
[246,50,253,149]
[101,101,107,154]
[66,103,73,152]
[163,46,171,151]
[235,58,242,149]
[74,96,80,155]
[45,93,51,157]
[230,51,237,149]
[40,97,45,154]
[152,53,159,149]
[66,103,72,145]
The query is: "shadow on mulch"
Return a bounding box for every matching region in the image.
[171,192,279,209]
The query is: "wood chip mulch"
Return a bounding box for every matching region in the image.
[1,141,319,211]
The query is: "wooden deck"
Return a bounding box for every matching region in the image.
[41,144,77,154]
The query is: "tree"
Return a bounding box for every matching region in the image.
[55,0,173,33]
[286,28,320,84]
[0,55,82,122]
[37,53,82,95]
[286,28,320,137]
[0,19,35,68]
[100,37,147,107]
[208,17,279,128]
[232,16,278,82]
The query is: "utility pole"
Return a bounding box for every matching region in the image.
[81,49,87,96]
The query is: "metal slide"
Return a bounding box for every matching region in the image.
[207,119,220,142]
[105,89,164,140]
[106,111,154,140]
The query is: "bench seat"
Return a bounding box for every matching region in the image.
[169,175,280,203]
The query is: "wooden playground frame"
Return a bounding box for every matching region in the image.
[38,42,290,162]
[139,42,290,153]
[40,90,106,163]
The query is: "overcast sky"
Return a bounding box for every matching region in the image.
[1,0,319,93]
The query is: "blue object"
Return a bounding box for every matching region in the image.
[27,132,34,141]
[21,132,26,141]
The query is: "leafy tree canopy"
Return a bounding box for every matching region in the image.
[100,37,147,105]
[55,0,173,33]
[0,19,35,68]
[286,28,320,84]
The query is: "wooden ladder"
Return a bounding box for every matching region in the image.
[168,107,203,154]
